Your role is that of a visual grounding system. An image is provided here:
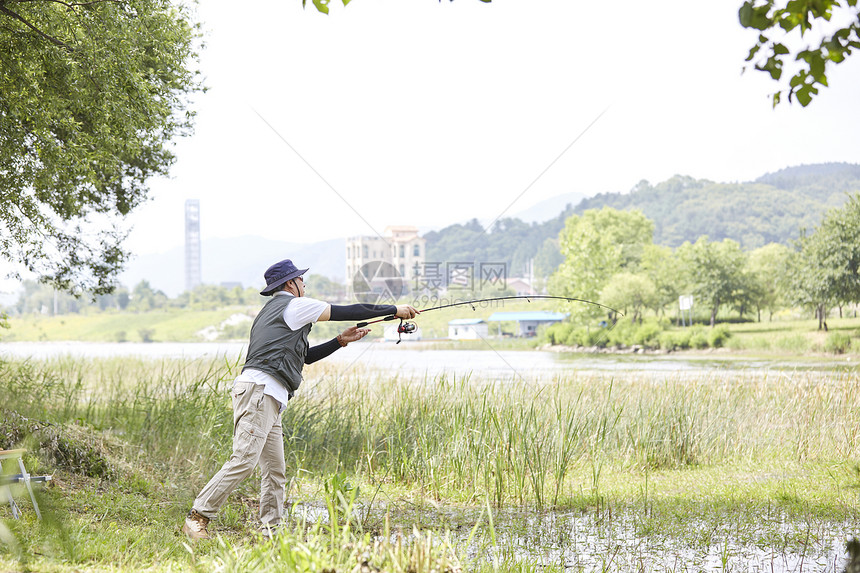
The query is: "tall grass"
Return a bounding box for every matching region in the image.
[4,356,859,510]
[4,356,860,571]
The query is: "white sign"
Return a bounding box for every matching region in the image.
[679,295,694,311]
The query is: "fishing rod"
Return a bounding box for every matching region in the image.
[355,295,622,343]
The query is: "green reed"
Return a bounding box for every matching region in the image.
[3,356,860,510]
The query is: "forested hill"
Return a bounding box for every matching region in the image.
[422,210,575,279]
[424,163,860,279]
[574,162,860,248]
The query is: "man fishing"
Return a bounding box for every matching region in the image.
[182,258,417,539]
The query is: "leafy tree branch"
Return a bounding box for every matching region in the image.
[0,0,202,295]
[740,0,860,106]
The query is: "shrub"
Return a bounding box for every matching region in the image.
[657,331,677,350]
[563,326,607,347]
[824,332,852,354]
[689,327,709,349]
[672,329,692,350]
[632,322,662,348]
[543,322,572,345]
[707,324,732,348]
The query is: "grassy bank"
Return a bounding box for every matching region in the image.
[1,308,249,343]
[2,356,859,570]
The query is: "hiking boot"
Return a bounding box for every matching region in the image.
[182,509,210,540]
[258,522,282,540]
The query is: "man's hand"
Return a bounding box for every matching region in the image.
[395,305,419,319]
[337,326,370,346]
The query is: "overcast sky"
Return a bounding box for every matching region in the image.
[124,0,860,255]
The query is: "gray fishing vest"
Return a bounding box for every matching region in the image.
[242,294,311,395]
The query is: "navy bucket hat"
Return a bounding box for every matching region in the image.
[260,259,309,296]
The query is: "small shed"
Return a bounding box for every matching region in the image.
[487,311,567,337]
[448,318,488,340]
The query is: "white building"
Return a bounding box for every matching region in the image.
[448,318,489,340]
[345,226,426,296]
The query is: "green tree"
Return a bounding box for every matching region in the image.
[549,207,654,318]
[676,237,749,327]
[641,244,684,317]
[600,272,658,324]
[0,0,201,295]
[96,287,129,312]
[788,194,860,328]
[746,243,792,321]
[184,284,231,311]
[14,279,81,315]
[739,0,860,106]
[817,194,860,304]
[129,280,167,312]
[305,274,346,301]
[786,231,832,329]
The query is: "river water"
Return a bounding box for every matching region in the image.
[0,340,855,379]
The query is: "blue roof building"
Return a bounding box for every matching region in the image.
[486,311,567,337]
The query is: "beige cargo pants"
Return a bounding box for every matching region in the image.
[192,381,286,526]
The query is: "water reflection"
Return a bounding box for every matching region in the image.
[290,501,860,572]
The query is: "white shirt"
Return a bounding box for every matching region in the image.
[237,291,328,411]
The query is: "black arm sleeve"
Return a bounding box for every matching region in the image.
[328,303,397,321]
[305,337,341,364]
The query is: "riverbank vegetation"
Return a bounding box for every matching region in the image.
[6,305,860,359]
[2,356,858,570]
[546,192,860,352]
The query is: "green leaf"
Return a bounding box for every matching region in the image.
[809,52,826,79]
[313,0,330,14]
[795,84,815,106]
[740,3,774,30]
[789,71,806,87]
[738,2,754,27]
[745,44,762,62]
[758,56,783,80]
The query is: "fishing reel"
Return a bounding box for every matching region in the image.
[395,319,418,344]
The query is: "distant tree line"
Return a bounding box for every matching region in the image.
[548,196,860,331]
[5,274,347,317]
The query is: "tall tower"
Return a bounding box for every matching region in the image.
[185,199,201,292]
